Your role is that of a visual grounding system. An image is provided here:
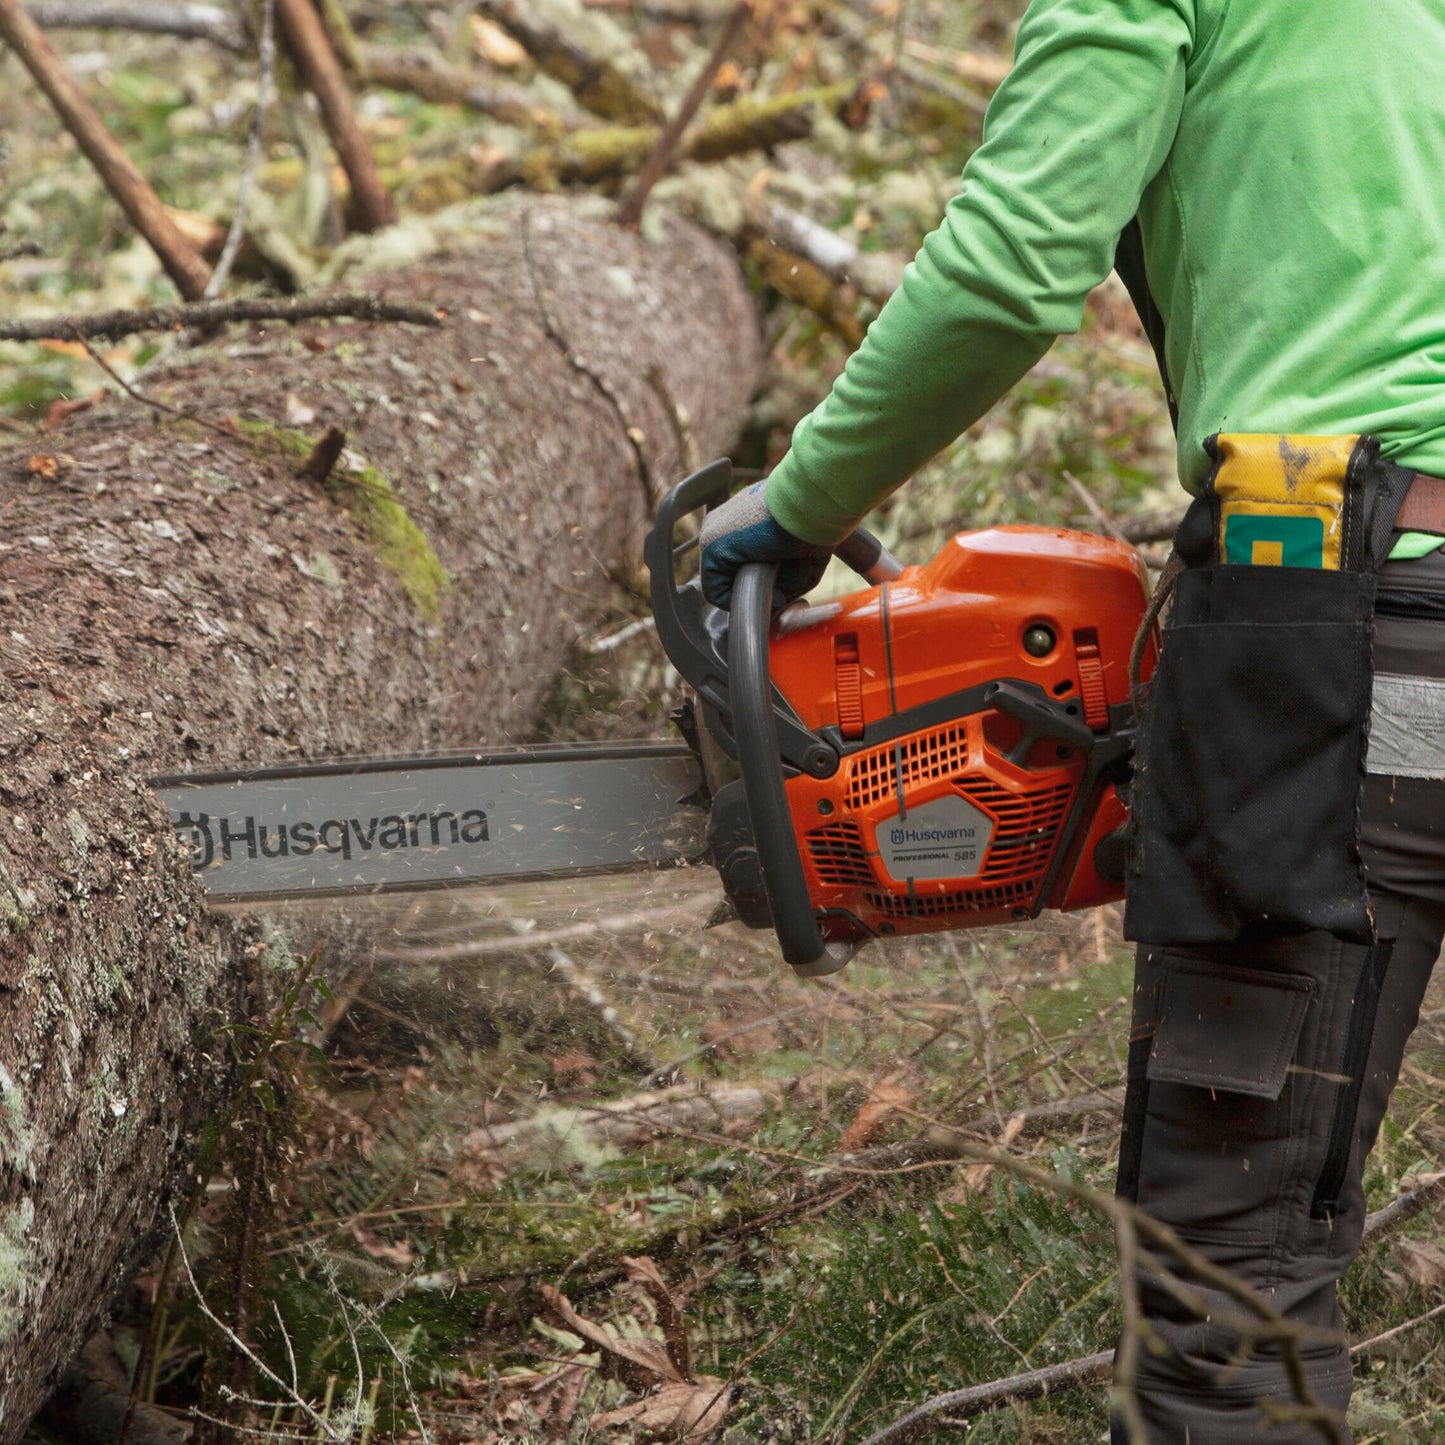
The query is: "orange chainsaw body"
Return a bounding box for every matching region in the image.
[765,527,1153,942]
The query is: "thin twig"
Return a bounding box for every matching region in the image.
[616,1,750,227]
[1350,1298,1445,1356]
[376,901,705,963]
[170,1207,342,1442]
[205,0,276,298]
[1,293,442,343]
[1061,468,1129,542]
[856,1352,1114,1445]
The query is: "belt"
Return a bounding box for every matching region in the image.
[1394,471,1445,535]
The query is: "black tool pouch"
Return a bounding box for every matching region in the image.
[1124,434,1413,946]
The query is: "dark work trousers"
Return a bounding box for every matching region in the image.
[1113,558,1445,1443]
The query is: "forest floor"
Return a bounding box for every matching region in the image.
[4,0,1445,1441]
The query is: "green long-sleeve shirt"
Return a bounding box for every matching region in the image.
[765,0,1445,546]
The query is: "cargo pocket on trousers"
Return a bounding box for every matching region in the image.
[1125,563,1376,946]
[1135,956,1315,1246]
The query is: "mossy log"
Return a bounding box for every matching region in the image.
[0,193,760,1440]
[519,82,861,190]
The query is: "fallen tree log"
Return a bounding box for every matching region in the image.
[0,193,760,1440]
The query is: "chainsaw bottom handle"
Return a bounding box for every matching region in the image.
[730,562,853,978]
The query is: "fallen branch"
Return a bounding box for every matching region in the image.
[1119,507,1185,545]
[356,43,584,131]
[616,0,751,228]
[477,0,664,125]
[0,293,442,344]
[273,0,396,232]
[0,0,212,297]
[377,900,709,962]
[1350,1299,1445,1357]
[456,1083,772,1179]
[900,36,1012,91]
[744,235,865,347]
[1062,468,1129,543]
[857,1352,1114,1445]
[22,0,247,50]
[1361,1173,1445,1242]
[749,198,904,307]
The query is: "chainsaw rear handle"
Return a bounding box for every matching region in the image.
[730,561,855,978]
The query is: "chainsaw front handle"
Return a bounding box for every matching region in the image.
[730,560,855,977]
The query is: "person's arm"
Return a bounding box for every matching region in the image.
[764,0,1195,545]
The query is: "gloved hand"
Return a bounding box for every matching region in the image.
[699,483,832,611]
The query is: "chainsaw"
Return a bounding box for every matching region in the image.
[154,460,1153,977]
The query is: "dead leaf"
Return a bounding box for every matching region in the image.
[1394,1237,1445,1291]
[470,15,528,67]
[350,1224,417,1270]
[43,389,106,431]
[835,1073,915,1154]
[591,1377,734,1442]
[622,1256,690,1380]
[540,1284,680,1392]
[493,1361,590,1438]
[300,332,329,354]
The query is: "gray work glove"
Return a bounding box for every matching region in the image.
[698,483,832,611]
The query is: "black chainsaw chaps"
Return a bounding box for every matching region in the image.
[1124,562,1376,946]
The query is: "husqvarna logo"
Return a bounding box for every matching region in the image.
[171,807,489,871]
[889,824,976,846]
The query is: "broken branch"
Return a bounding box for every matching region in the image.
[22,0,247,49]
[273,0,396,232]
[0,294,442,344]
[856,1352,1115,1445]
[357,43,583,131]
[0,0,213,298]
[616,0,751,228]
[476,0,664,125]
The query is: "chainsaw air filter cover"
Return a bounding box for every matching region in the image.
[765,525,1151,942]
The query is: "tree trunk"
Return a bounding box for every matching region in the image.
[0,193,760,1438]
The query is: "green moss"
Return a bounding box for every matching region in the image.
[689,84,855,164]
[240,421,450,627]
[525,126,655,188]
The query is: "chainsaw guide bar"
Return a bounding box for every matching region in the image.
[153,743,707,903]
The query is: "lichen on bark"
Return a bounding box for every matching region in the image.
[239,421,451,625]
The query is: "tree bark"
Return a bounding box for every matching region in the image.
[0,193,760,1441]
